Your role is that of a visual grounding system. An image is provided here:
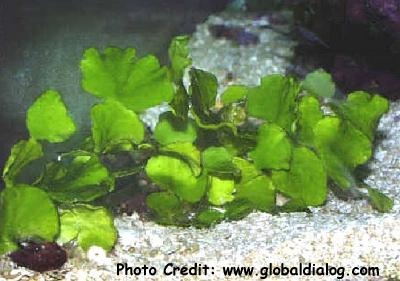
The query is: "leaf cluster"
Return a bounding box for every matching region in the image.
[0,36,393,256]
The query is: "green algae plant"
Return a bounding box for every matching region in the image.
[0,36,393,255]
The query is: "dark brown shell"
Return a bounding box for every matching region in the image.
[9,242,67,272]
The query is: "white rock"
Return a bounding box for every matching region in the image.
[86,246,111,266]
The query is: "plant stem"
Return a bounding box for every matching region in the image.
[112,166,143,178]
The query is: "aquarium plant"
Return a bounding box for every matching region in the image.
[0,36,393,257]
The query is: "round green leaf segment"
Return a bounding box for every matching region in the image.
[272,147,327,206]
[208,176,235,206]
[202,146,235,174]
[313,117,372,189]
[91,100,144,152]
[0,186,59,254]
[247,74,299,131]
[154,112,197,145]
[221,85,248,105]
[81,47,174,112]
[2,138,43,187]
[236,175,275,211]
[27,90,76,143]
[336,91,389,140]
[302,69,335,98]
[249,123,292,170]
[296,95,323,147]
[145,155,206,203]
[58,205,117,251]
[42,154,114,203]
